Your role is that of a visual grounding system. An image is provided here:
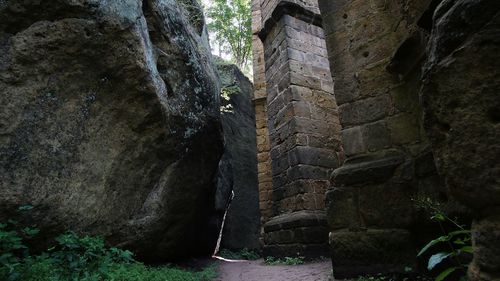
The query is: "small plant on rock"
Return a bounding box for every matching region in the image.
[48,231,135,280]
[355,275,392,281]
[265,255,305,266]
[218,248,260,260]
[355,274,432,281]
[0,205,39,280]
[0,205,218,281]
[414,197,472,281]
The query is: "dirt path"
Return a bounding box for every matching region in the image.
[215,258,333,281]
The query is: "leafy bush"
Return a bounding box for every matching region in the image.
[47,231,134,280]
[0,206,217,281]
[414,197,472,281]
[107,263,217,281]
[5,260,217,281]
[355,274,431,281]
[218,248,260,260]
[264,256,305,265]
[356,275,396,281]
[0,205,39,280]
[207,0,252,69]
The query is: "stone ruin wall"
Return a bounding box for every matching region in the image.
[251,0,273,238]
[254,0,499,280]
[252,0,342,257]
[252,0,493,278]
[317,1,500,279]
[317,0,452,277]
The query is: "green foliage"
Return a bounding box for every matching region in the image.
[178,0,204,30]
[413,197,472,281]
[264,256,305,266]
[206,0,252,69]
[105,263,217,281]
[355,275,395,281]
[218,248,260,260]
[219,85,240,113]
[418,230,471,258]
[0,205,39,280]
[3,260,217,281]
[355,274,432,281]
[47,232,134,280]
[434,267,457,281]
[356,276,388,281]
[0,206,217,281]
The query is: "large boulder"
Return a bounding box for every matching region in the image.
[421,0,500,279]
[0,0,224,261]
[216,61,260,251]
[421,0,500,212]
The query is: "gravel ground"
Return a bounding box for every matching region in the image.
[215,258,333,281]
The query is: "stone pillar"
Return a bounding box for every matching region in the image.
[257,0,342,258]
[318,0,454,277]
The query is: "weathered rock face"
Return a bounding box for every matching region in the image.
[421,0,500,211]
[0,0,224,261]
[421,1,500,279]
[216,61,260,251]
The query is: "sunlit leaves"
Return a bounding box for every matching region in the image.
[207,0,252,69]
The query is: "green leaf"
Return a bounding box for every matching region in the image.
[22,227,40,237]
[435,267,457,281]
[432,214,446,221]
[460,246,473,254]
[18,205,34,211]
[428,252,452,270]
[206,0,252,69]
[418,236,448,256]
[419,230,472,256]
[448,230,471,237]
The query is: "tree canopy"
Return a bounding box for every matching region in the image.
[206,0,252,70]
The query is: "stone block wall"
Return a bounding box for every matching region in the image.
[317,0,458,277]
[260,0,320,24]
[264,14,339,214]
[254,98,273,227]
[252,0,273,233]
[254,0,497,279]
[253,0,342,258]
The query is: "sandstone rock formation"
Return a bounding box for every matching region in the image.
[421,1,500,279]
[216,61,260,251]
[0,0,225,261]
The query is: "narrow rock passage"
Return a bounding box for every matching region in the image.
[215,259,333,281]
